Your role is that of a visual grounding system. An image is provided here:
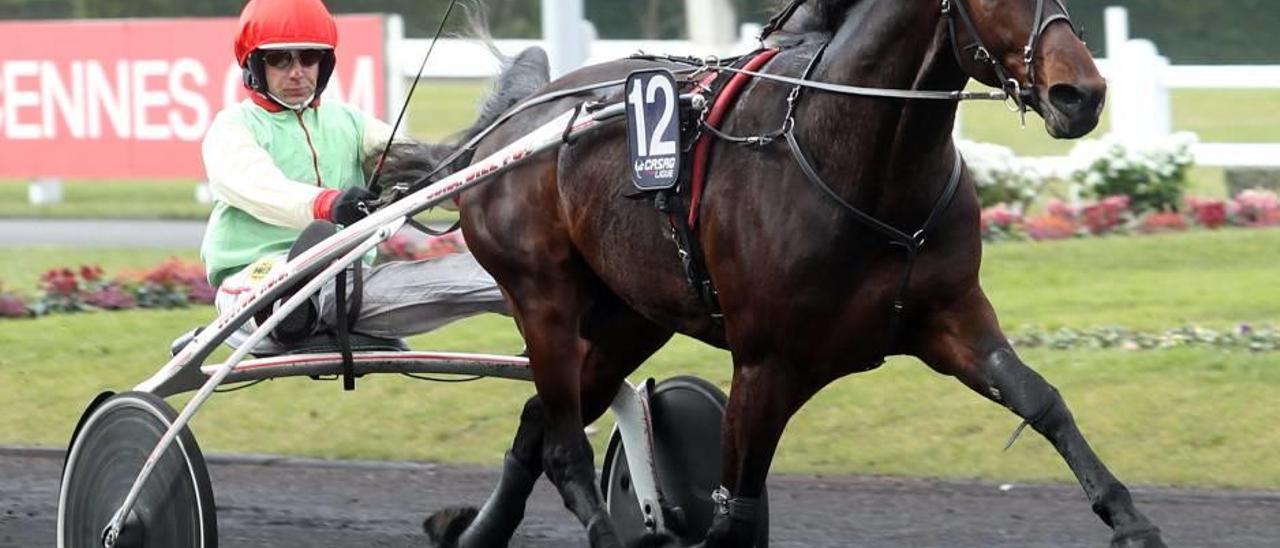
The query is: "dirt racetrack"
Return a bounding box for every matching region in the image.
[4,447,1278,547]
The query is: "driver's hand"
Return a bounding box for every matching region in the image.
[330,186,378,226]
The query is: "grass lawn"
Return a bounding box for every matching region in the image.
[0,180,213,220]
[1,229,1277,488]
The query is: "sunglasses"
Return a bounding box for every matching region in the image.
[262,49,327,70]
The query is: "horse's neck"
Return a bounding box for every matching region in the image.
[811,0,966,195]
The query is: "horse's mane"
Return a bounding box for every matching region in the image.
[766,0,865,43]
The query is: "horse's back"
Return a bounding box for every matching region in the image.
[462,57,723,341]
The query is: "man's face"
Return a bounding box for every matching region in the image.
[261,49,325,107]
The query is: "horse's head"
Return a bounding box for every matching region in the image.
[946,0,1105,138]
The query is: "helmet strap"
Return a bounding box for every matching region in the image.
[266,91,316,112]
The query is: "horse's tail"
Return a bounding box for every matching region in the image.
[459,45,551,161]
[372,15,549,188]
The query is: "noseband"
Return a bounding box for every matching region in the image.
[943,0,1078,114]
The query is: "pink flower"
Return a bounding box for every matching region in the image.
[1025,214,1080,241]
[1233,189,1280,226]
[0,292,32,318]
[83,284,137,310]
[1046,199,1077,220]
[1079,195,1130,235]
[1139,212,1188,233]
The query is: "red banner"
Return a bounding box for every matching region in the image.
[0,16,387,179]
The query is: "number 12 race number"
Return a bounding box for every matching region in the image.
[625,69,682,191]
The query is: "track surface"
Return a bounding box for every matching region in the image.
[4,447,1278,547]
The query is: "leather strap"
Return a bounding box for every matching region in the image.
[334,266,356,391]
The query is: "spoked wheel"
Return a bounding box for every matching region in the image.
[58,391,217,548]
[602,376,769,547]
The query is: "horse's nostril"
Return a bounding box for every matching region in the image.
[1048,84,1088,115]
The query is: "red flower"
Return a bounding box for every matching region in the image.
[79,264,105,282]
[40,268,79,296]
[1186,198,1227,229]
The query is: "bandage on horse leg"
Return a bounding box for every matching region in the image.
[981,348,1160,537]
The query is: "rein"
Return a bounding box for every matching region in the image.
[367,0,460,197]
[386,0,1071,204]
[382,68,707,202]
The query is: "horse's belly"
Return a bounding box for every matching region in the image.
[557,146,724,343]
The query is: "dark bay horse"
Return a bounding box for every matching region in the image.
[417,1,1166,547]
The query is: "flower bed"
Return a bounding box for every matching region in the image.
[0,258,213,319]
[1012,324,1279,352]
[1,233,472,319]
[1069,132,1197,214]
[981,188,1280,242]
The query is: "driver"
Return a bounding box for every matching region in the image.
[200,0,507,352]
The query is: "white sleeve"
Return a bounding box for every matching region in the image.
[361,111,398,161]
[202,109,326,230]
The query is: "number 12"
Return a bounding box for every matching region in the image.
[628,75,677,158]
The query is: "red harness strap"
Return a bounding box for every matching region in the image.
[688,48,781,229]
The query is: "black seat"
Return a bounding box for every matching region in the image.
[169,326,409,358]
[262,332,409,357]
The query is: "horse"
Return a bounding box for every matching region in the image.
[407,1,1167,547]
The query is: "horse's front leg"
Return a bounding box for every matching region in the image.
[703,358,816,548]
[916,290,1166,548]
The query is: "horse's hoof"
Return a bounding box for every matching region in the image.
[626,532,677,548]
[423,506,479,548]
[1110,527,1167,548]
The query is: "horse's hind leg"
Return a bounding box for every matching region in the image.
[423,396,546,547]
[425,288,673,548]
[915,290,1166,548]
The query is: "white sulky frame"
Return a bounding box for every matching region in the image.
[85,99,687,546]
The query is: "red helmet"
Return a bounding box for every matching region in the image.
[235,0,339,106]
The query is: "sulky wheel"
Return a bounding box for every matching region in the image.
[602,376,768,547]
[58,391,217,548]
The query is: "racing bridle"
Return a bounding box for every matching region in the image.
[942,0,1080,116]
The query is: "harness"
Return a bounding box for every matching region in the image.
[622,50,785,325]
[376,0,1078,347]
[629,0,1077,344]
[638,44,960,344]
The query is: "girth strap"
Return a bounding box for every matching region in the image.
[654,191,724,326]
